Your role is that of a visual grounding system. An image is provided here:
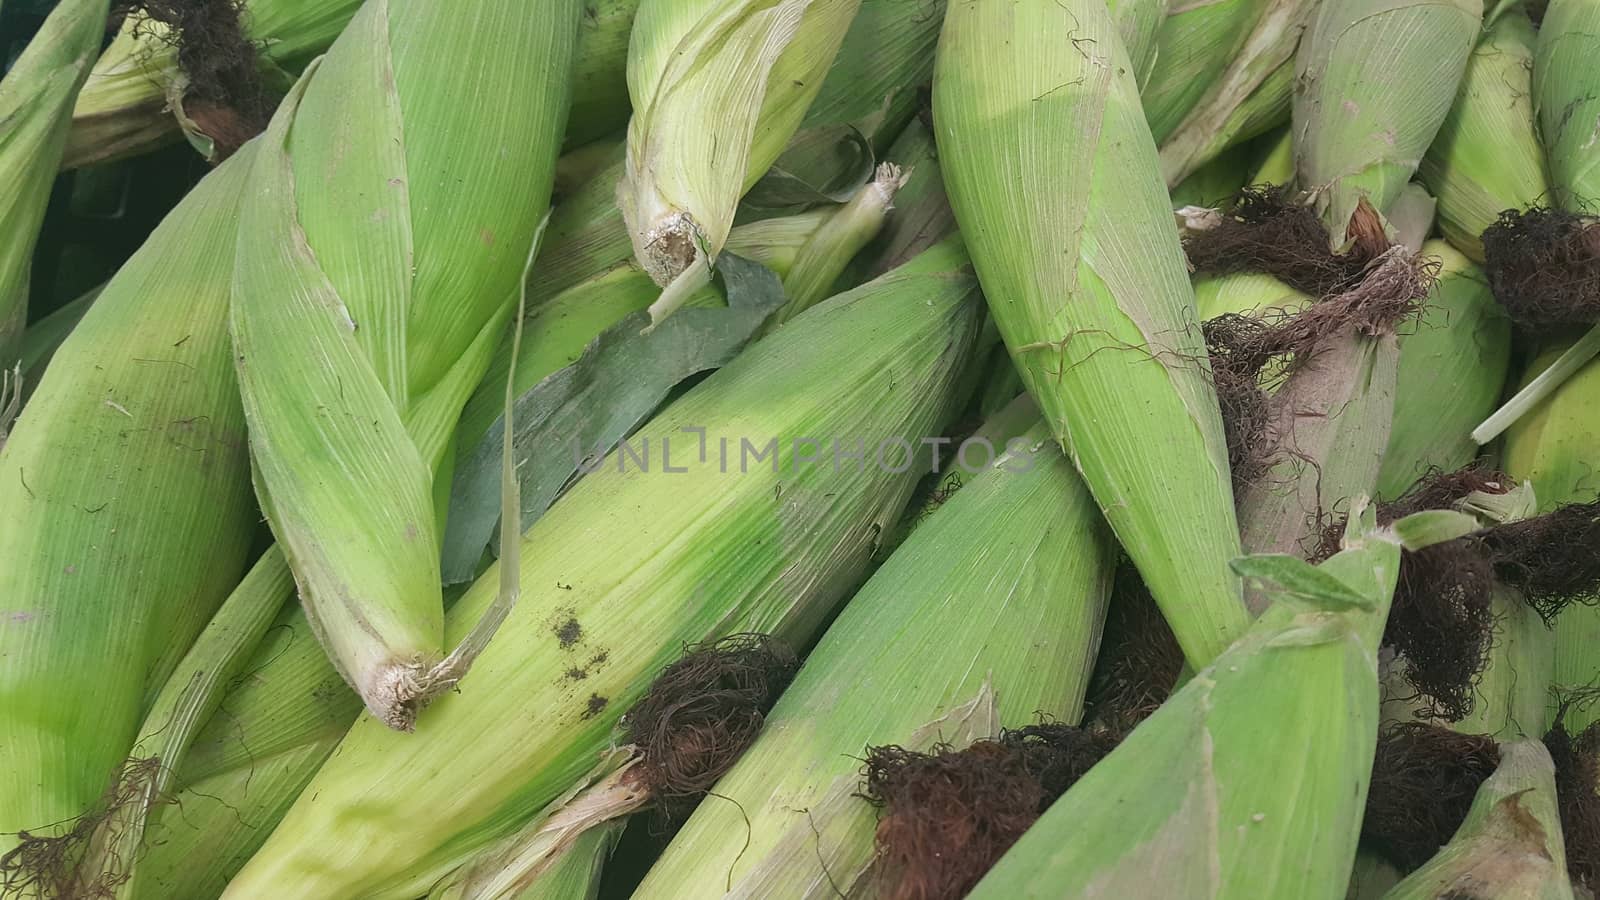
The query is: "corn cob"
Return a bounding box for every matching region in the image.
[120,187,882,900]
[0,146,257,851]
[967,503,1437,899]
[1293,0,1481,247]
[1384,739,1573,900]
[1378,242,1511,498]
[619,0,861,294]
[0,0,105,369]
[1536,0,1600,209]
[1156,0,1314,186]
[1419,10,1550,263]
[1470,0,1600,444]
[227,0,581,729]
[1502,346,1600,733]
[630,413,1116,898]
[936,0,1248,669]
[218,240,982,899]
[65,0,640,168]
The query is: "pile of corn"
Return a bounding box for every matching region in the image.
[2,0,1599,897]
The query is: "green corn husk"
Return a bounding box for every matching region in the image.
[1472,0,1600,445]
[66,0,355,166]
[1383,739,1573,900]
[1169,145,1253,211]
[456,201,836,458]
[1250,126,1294,186]
[524,0,939,326]
[60,549,297,898]
[0,148,257,850]
[1237,309,1400,565]
[1349,852,1407,899]
[1502,345,1600,733]
[1377,242,1511,498]
[1110,0,1168,85]
[619,0,861,291]
[219,241,982,899]
[227,0,581,730]
[132,599,356,900]
[967,503,1416,899]
[65,0,639,168]
[1536,0,1600,209]
[630,413,1116,898]
[845,117,958,282]
[1378,484,1554,738]
[1419,11,1550,263]
[797,0,943,140]
[428,817,623,900]
[1293,0,1481,245]
[1141,0,1277,143]
[0,0,105,368]
[121,184,884,900]
[935,0,1249,669]
[766,162,906,327]
[17,285,98,384]
[1156,0,1313,187]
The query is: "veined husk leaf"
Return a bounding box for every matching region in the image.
[0,0,105,368]
[1378,242,1511,498]
[797,0,944,137]
[1157,0,1314,186]
[1420,11,1550,263]
[1383,739,1573,900]
[846,117,958,281]
[1109,0,1168,86]
[632,416,1117,897]
[967,502,1406,900]
[1535,0,1600,209]
[620,0,861,287]
[934,0,1249,668]
[1381,583,1556,738]
[1141,0,1275,143]
[219,240,983,899]
[457,200,834,458]
[67,549,296,899]
[1237,315,1398,566]
[65,0,639,168]
[228,0,581,729]
[1502,342,1600,733]
[429,804,625,900]
[0,147,256,850]
[1293,0,1481,245]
